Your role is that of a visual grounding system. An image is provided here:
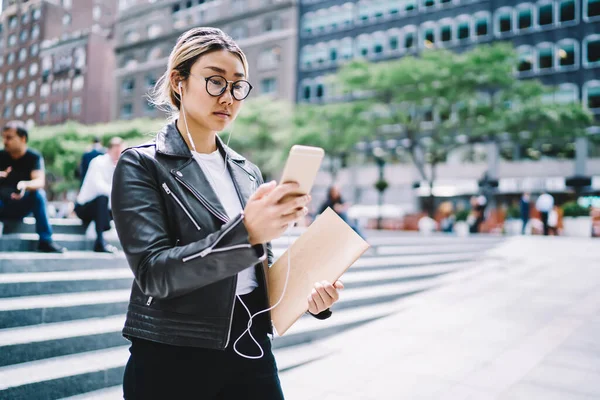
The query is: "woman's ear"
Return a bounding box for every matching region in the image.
[169,71,182,96]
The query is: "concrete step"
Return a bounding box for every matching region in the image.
[0,290,129,328]
[0,269,133,298]
[2,218,87,235]
[0,234,122,252]
[0,346,129,400]
[0,252,129,273]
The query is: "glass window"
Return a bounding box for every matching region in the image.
[303,85,311,100]
[147,24,161,39]
[31,24,39,39]
[0,74,3,85]
[405,30,415,49]
[441,22,452,42]
[30,43,39,56]
[475,13,489,36]
[457,18,470,40]
[538,2,554,26]
[121,103,133,118]
[145,100,155,113]
[585,82,600,109]
[230,25,247,40]
[559,0,576,22]
[71,97,81,115]
[33,8,41,20]
[40,84,50,97]
[585,36,600,65]
[586,0,600,19]
[260,78,277,94]
[517,6,533,30]
[72,76,84,91]
[122,78,135,94]
[538,44,554,69]
[422,25,435,47]
[16,86,24,99]
[28,81,37,96]
[26,102,36,116]
[7,53,15,64]
[15,104,24,118]
[6,70,14,83]
[39,104,48,121]
[258,47,281,70]
[316,84,324,98]
[390,36,399,50]
[518,46,534,72]
[20,30,28,43]
[496,9,513,33]
[21,13,29,25]
[29,63,38,76]
[264,16,281,32]
[172,4,180,13]
[557,40,577,67]
[330,48,338,62]
[5,88,13,102]
[8,34,17,47]
[423,0,435,8]
[8,15,17,29]
[63,0,73,9]
[93,5,102,21]
[3,106,12,119]
[63,14,71,26]
[405,0,417,12]
[145,74,157,89]
[19,48,26,62]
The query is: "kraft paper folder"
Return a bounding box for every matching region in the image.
[267,207,370,336]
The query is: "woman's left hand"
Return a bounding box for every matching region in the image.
[307,280,344,314]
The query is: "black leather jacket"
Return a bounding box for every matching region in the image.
[112,122,278,349]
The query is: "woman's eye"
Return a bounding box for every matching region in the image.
[210,79,223,85]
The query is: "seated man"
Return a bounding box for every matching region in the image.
[79,136,105,184]
[75,137,124,253]
[0,121,66,253]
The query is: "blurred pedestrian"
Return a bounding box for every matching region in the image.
[469,195,487,233]
[535,191,554,236]
[319,184,364,238]
[548,205,559,236]
[0,121,66,252]
[75,137,124,253]
[438,201,455,233]
[79,136,105,183]
[520,192,530,234]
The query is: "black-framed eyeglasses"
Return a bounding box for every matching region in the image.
[190,73,253,101]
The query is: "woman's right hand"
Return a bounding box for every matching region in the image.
[243,181,311,245]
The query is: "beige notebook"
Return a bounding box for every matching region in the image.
[267,208,370,335]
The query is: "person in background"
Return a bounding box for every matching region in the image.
[438,201,455,233]
[547,204,559,236]
[520,192,530,234]
[535,191,554,236]
[319,184,364,238]
[469,195,487,233]
[79,136,105,183]
[75,137,124,253]
[0,121,66,252]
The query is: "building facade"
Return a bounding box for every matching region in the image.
[297,0,600,207]
[297,0,599,109]
[0,0,118,128]
[114,0,298,121]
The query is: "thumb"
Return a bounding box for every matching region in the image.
[249,180,276,201]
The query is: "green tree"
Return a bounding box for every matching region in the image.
[336,43,593,215]
[293,101,370,181]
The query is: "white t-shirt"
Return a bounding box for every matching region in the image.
[536,193,554,213]
[192,150,258,296]
[76,154,115,207]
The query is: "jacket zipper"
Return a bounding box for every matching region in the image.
[146,296,153,306]
[223,274,238,349]
[162,183,201,231]
[181,215,250,263]
[174,176,228,223]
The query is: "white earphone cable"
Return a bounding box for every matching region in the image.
[178,81,291,360]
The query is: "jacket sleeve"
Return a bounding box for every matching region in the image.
[111,148,266,300]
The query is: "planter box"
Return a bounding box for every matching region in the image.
[504,219,523,236]
[562,217,592,238]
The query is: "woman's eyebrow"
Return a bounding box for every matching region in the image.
[204,66,245,78]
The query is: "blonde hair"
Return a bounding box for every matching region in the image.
[149,27,249,118]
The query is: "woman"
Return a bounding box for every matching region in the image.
[112,27,343,399]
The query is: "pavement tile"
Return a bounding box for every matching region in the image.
[499,381,598,400]
[520,364,600,397]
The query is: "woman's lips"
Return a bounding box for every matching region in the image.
[213,112,230,119]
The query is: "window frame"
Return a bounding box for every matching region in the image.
[473,11,491,40]
[536,0,556,28]
[556,38,579,71]
[584,0,600,22]
[420,21,438,49]
[536,42,555,72]
[494,7,514,36]
[455,14,472,42]
[516,3,536,31]
[517,45,536,75]
[583,35,600,68]
[583,80,600,112]
[557,0,578,26]
[438,18,454,46]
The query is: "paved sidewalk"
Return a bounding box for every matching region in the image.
[280,237,600,400]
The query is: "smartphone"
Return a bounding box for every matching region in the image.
[279,145,325,197]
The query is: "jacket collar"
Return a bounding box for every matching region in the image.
[155,120,246,163]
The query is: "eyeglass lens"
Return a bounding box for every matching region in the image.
[206,76,251,100]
